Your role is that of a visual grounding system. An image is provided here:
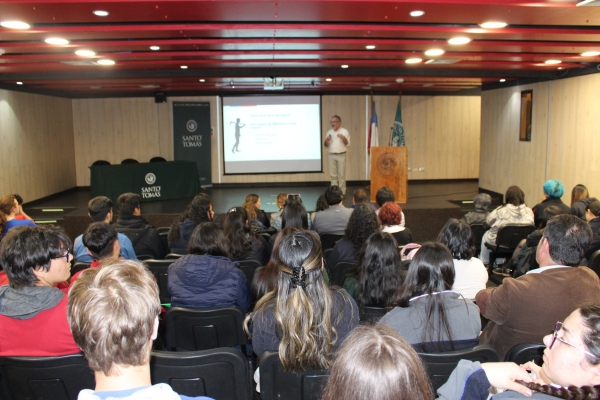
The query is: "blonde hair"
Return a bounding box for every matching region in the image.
[322,326,434,400]
[245,228,351,371]
[67,259,161,376]
[276,193,287,209]
[242,193,259,220]
[0,195,16,234]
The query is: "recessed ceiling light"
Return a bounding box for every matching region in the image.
[341,64,349,68]
[366,45,375,50]
[423,83,434,87]
[448,37,471,45]
[140,85,160,89]
[558,67,564,70]
[0,21,30,29]
[45,38,69,45]
[479,21,507,29]
[199,79,205,82]
[16,82,23,85]
[406,58,422,64]
[181,65,188,69]
[326,78,332,82]
[97,59,115,65]
[410,10,424,17]
[150,46,160,51]
[90,86,102,89]
[581,51,600,57]
[75,50,96,57]
[499,79,506,82]
[466,29,486,34]
[424,49,444,56]
[93,10,109,17]
[545,59,561,65]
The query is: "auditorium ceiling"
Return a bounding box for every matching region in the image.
[0,0,599,97]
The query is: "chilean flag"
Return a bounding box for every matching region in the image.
[368,100,379,155]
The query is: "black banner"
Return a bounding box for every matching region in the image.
[173,102,212,185]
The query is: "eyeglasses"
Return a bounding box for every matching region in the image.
[54,251,71,264]
[549,321,595,358]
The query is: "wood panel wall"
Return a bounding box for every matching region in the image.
[72,94,481,186]
[0,89,76,201]
[480,73,600,207]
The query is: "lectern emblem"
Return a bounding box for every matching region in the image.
[145,173,156,185]
[376,152,398,176]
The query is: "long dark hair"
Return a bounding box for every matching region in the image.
[281,199,308,230]
[188,222,229,257]
[344,203,380,254]
[437,218,475,261]
[223,206,253,259]
[252,231,285,301]
[389,242,458,352]
[168,194,212,243]
[355,232,405,309]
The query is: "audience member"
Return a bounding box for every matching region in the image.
[168,222,251,312]
[351,188,375,210]
[438,305,600,400]
[462,193,492,226]
[322,325,434,400]
[0,226,79,356]
[251,231,285,301]
[267,199,310,253]
[68,259,212,400]
[243,193,270,230]
[476,214,600,359]
[479,186,534,266]
[168,193,213,254]
[224,207,269,266]
[73,196,137,262]
[379,201,413,245]
[12,194,33,221]
[583,199,600,262]
[245,229,358,368]
[375,186,405,226]
[327,203,379,268]
[342,231,406,308]
[0,195,36,239]
[437,218,487,299]
[310,194,329,223]
[378,242,480,352]
[269,192,287,231]
[312,185,353,235]
[113,193,165,259]
[571,183,592,220]
[532,179,572,227]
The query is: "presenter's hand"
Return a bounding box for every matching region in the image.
[324,135,332,146]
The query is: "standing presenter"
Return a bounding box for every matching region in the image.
[324,115,350,195]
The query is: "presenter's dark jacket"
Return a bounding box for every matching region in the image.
[113,215,166,259]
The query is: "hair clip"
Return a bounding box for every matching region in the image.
[291,266,307,289]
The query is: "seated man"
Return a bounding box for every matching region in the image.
[476,214,600,359]
[113,192,165,259]
[74,196,137,262]
[312,185,353,235]
[68,259,212,400]
[0,226,80,356]
[350,188,375,210]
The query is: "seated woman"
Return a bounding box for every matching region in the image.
[242,193,270,231]
[310,194,328,223]
[342,231,406,308]
[327,203,379,269]
[437,218,488,300]
[168,193,213,254]
[267,199,309,251]
[438,304,600,399]
[269,192,287,231]
[245,228,358,368]
[377,242,480,352]
[479,186,534,266]
[322,325,434,400]
[379,201,413,246]
[224,207,269,266]
[0,195,36,239]
[532,180,572,228]
[571,184,592,220]
[168,222,251,312]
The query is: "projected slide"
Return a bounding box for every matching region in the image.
[222,95,322,174]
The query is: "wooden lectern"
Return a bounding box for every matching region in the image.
[370,146,408,204]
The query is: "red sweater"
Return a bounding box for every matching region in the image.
[0,271,8,287]
[0,288,80,356]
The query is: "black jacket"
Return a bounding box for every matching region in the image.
[532,198,571,228]
[113,215,166,259]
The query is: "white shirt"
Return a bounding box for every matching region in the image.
[526,264,568,274]
[452,257,488,300]
[326,127,350,153]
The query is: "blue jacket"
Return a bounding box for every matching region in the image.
[168,218,198,254]
[168,254,251,312]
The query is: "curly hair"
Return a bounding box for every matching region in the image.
[344,203,380,254]
[379,202,402,226]
[168,193,212,243]
[0,195,17,236]
[242,193,259,220]
[436,218,474,261]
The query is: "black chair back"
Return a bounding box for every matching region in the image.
[484,224,535,268]
[236,259,262,285]
[149,156,167,163]
[504,343,545,365]
[150,348,252,400]
[587,249,600,278]
[166,306,247,352]
[331,261,357,287]
[0,353,95,400]
[469,224,486,254]
[91,160,110,166]
[259,351,329,400]
[319,233,344,251]
[121,158,139,164]
[418,344,499,390]
[70,262,91,278]
[359,306,387,325]
[144,259,176,304]
[165,253,184,260]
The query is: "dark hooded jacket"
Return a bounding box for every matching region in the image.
[114,215,165,259]
[168,218,198,255]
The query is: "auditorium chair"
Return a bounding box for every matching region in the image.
[144,259,176,304]
[319,233,343,251]
[503,343,545,365]
[165,306,248,355]
[150,348,252,400]
[121,158,139,164]
[149,156,167,163]
[359,306,387,325]
[484,224,535,270]
[330,261,357,287]
[90,159,110,166]
[469,224,487,256]
[0,353,95,400]
[165,253,183,260]
[417,344,499,390]
[236,259,262,286]
[259,351,329,400]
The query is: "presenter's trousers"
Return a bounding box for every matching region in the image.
[329,152,347,194]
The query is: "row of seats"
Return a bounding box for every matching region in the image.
[91,157,167,166]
